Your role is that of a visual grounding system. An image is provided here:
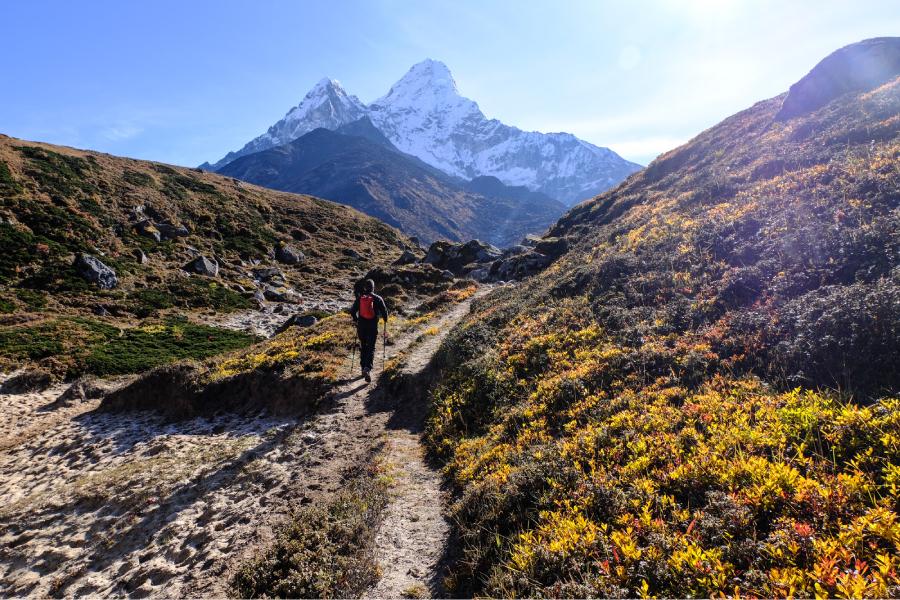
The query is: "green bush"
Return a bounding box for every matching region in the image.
[0,316,257,378]
[15,288,47,310]
[84,317,257,376]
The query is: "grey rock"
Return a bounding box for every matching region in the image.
[156,222,190,240]
[343,248,362,259]
[133,248,149,265]
[393,249,421,265]
[441,269,455,280]
[251,267,285,282]
[74,254,118,289]
[275,243,304,265]
[468,267,491,282]
[534,236,569,259]
[185,256,219,277]
[275,313,319,334]
[134,219,161,243]
[263,286,298,303]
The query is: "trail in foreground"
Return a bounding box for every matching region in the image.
[0,291,483,598]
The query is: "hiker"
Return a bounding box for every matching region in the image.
[350,279,388,383]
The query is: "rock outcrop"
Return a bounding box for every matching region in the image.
[777,37,900,120]
[74,254,118,289]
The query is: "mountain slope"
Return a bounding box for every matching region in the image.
[0,134,411,376]
[205,60,642,205]
[423,39,900,598]
[217,124,567,246]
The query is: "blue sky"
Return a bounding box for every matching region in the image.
[3,0,898,166]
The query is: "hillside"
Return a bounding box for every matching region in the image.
[204,60,641,205]
[424,38,900,597]
[217,123,567,246]
[0,134,411,378]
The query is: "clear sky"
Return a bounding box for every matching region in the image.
[3,0,898,167]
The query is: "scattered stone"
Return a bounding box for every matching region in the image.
[1,369,52,394]
[343,248,362,259]
[252,290,266,307]
[133,219,161,243]
[133,248,149,265]
[440,269,455,280]
[275,313,319,334]
[185,256,218,277]
[275,243,304,265]
[74,254,118,289]
[93,305,110,317]
[290,229,311,242]
[263,286,298,303]
[156,222,190,240]
[424,239,502,275]
[393,249,421,266]
[251,267,285,282]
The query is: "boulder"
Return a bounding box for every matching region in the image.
[467,267,492,282]
[424,239,501,275]
[185,256,218,277]
[490,250,553,281]
[275,243,304,265]
[1,369,52,394]
[521,234,542,247]
[534,236,569,259]
[441,269,455,280]
[343,248,362,259]
[393,249,421,266]
[424,241,453,266]
[74,254,118,289]
[263,286,299,303]
[275,313,319,334]
[134,219,161,242]
[156,222,190,240]
[251,267,285,282]
[252,290,266,307]
[290,229,311,242]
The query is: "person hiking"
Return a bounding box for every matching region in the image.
[350,278,388,383]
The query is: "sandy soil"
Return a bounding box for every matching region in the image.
[0,291,484,598]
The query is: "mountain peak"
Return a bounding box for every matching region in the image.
[374,58,463,107]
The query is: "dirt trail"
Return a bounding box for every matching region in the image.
[0,289,483,598]
[362,301,473,599]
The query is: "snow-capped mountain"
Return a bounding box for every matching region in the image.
[205,60,642,205]
[202,78,366,171]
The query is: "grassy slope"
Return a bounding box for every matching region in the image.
[0,135,410,377]
[425,79,900,597]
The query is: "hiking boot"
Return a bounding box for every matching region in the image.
[364,369,372,383]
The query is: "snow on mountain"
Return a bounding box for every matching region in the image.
[202,78,366,171]
[205,60,642,205]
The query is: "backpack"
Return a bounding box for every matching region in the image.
[359,294,376,319]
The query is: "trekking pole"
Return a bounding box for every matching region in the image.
[382,320,388,370]
[349,342,356,378]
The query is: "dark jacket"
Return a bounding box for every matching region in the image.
[350,293,388,324]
